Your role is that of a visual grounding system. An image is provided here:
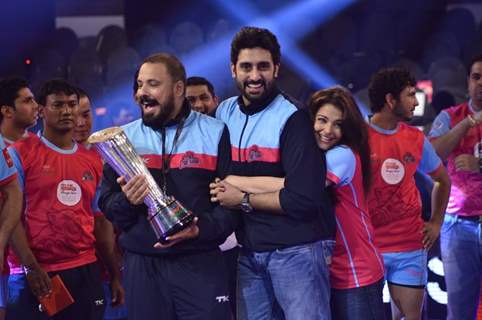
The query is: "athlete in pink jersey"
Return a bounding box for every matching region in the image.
[429,53,482,320]
[5,80,110,320]
[0,77,34,320]
[367,68,450,320]
[211,87,385,319]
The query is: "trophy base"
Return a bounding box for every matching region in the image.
[157,214,195,244]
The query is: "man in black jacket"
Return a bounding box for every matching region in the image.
[211,27,335,320]
[98,53,236,320]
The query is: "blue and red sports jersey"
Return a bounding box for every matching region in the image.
[99,104,237,256]
[0,134,17,187]
[8,134,102,273]
[326,146,384,289]
[0,134,18,275]
[2,131,36,148]
[367,122,442,253]
[429,101,482,217]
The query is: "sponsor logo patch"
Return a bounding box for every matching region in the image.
[381,158,405,185]
[57,180,82,206]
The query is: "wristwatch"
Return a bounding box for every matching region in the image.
[240,192,253,213]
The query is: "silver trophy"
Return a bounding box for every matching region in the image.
[88,127,194,243]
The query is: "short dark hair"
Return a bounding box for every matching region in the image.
[142,53,186,86]
[75,87,89,100]
[133,68,139,96]
[368,67,416,113]
[230,26,281,66]
[186,76,215,97]
[0,77,30,123]
[37,79,79,106]
[467,53,482,76]
[0,77,29,108]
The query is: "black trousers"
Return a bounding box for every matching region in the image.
[222,246,239,318]
[7,262,105,320]
[124,249,232,320]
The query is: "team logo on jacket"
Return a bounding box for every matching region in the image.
[381,158,405,185]
[82,171,94,181]
[179,151,200,169]
[247,145,262,162]
[57,180,82,206]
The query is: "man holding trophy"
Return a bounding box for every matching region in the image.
[97,53,236,320]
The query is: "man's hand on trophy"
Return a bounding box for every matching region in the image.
[117,175,150,205]
[153,217,200,249]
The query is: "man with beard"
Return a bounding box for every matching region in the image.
[210,26,335,320]
[98,53,236,320]
[6,79,107,320]
[429,54,482,320]
[366,68,450,320]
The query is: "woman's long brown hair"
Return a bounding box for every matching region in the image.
[307,86,371,192]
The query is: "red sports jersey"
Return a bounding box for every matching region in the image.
[326,146,384,289]
[367,123,439,253]
[8,135,102,273]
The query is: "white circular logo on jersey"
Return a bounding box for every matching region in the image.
[381,158,405,185]
[57,180,82,206]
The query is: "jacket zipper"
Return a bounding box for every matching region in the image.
[238,113,249,162]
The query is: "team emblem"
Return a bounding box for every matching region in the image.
[403,152,415,163]
[82,171,94,181]
[247,145,262,162]
[179,151,200,169]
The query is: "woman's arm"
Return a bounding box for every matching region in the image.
[224,175,285,194]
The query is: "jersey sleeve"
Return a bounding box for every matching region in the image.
[326,146,356,186]
[6,147,22,190]
[428,111,451,138]
[197,124,239,244]
[215,125,232,178]
[279,110,327,220]
[0,140,17,186]
[98,163,146,231]
[418,137,443,174]
[91,183,103,217]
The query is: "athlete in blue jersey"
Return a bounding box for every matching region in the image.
[0,134,21,320]
[0,78,25,320]
[99,53,237,320]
